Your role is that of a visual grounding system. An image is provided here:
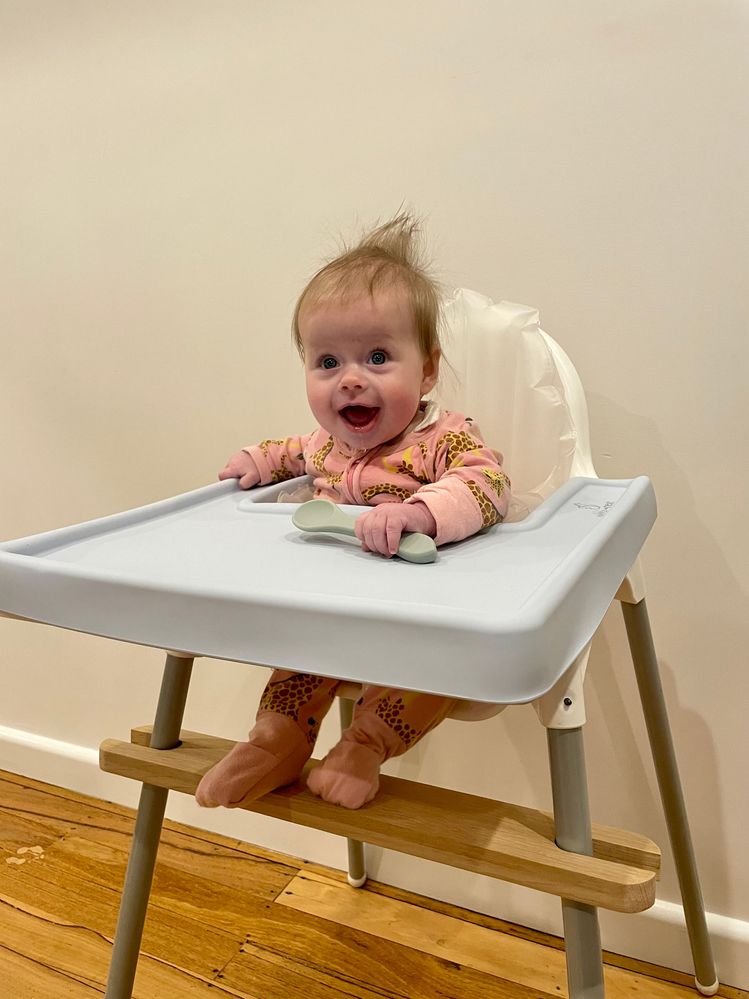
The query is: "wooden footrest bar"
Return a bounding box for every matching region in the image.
[100,727,660,914]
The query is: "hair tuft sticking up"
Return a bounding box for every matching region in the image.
[292,210,442,361]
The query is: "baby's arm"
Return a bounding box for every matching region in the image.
[220,433,315,490]
[353,420,509,557]
[402,421,511,546]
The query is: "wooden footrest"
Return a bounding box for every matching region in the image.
[100,727,660,914]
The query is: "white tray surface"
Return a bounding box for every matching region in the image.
[0,476,655,703]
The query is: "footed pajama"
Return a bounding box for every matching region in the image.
[307,685,456,809]
[195,669,340,807]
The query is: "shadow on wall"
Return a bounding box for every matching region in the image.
[586,391,746,919]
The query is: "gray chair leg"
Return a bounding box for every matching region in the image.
[621,599,719,995]
[548,726,605,999]
[105,653,194,999]
[338,695,367,887]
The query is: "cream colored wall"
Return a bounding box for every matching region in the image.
[2,0,748,984]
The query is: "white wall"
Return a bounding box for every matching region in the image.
[1,0,747,987]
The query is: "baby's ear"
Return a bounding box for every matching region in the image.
[421,348,441,394]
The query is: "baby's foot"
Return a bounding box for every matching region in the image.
[196,714,311,808]
[306,741,384,809]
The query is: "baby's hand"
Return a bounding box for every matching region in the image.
[355,502,437,558]
[218,450,260,489]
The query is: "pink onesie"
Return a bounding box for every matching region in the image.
[195,403,511,809]
[242,403,511,541]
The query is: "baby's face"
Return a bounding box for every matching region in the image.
[299,286,439,450]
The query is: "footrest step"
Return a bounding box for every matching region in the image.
[99,726,659,913]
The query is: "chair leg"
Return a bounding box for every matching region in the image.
[621,599,719,996]
[548,727,605,999]
[338,695,367,887]
[105,653,195,999]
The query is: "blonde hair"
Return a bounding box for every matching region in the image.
[292,211,442,361]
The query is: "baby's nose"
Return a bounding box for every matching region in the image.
[340,365,366,389]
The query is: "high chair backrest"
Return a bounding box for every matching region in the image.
[434,289,597,517]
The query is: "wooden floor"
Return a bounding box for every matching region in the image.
[0,771,744,999]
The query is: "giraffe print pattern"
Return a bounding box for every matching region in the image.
[372,695,425,749]
[259,674,337,745]
[466,479,503,527]
[258,438,297,457]
[439,430,484,469]
[311,437,343,487]
[484,469,511,502]
[392,446,431,485]
[361,482,414,503]
[380,446,430,485]
[247,412,510,538]
[257,438,304,484]
[270,455,296,483]
[311,437,333,472]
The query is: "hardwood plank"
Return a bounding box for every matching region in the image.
[298,864,749,997]
[101,730,658,912]
[279,869,566,995]
[0,797,297,938]
[0,944,103,997]
[301,861,569,948]
[220,902,556,999]
[0,842,242,981]
[0,805,67,855]
[0,782,299,904]
[0,894,255,998]
[3,772,745,999]
[220,940,396,999]
[49,833,284,937]
[0,770,304,872]
[278,870,712,999]
[0,776,543,997]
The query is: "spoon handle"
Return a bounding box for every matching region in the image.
[292,500,437,563]
[310,520,357,539]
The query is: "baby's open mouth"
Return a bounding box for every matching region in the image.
[340,405,380,430]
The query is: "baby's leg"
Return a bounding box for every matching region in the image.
[306,687,455,809]
[196,670,339,808]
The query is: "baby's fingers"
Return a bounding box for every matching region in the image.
[355,512,388,558]
[354,516,366,544]
[238,469,258,489]
[366,530,391,557]
[386,519,404,556]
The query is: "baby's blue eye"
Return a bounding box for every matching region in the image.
[370,350,387,365]
[321,356,338,370]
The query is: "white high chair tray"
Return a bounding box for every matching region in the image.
[0,476,655,704]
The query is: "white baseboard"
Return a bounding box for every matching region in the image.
[2,725,747,991]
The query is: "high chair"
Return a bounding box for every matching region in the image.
[0,289,717,998]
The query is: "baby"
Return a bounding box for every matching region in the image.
[196,213,510,810]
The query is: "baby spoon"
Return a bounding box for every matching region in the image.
[292,499,437,564]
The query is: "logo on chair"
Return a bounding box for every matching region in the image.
[574,501,615,517]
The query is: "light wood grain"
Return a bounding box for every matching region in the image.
[0,945,103,998]
[218,899,553,999]
[101,727,659,913]
[0,766,300,872]
[0,892,255,998]
[2,771,747,999]
[279,870,709,999]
